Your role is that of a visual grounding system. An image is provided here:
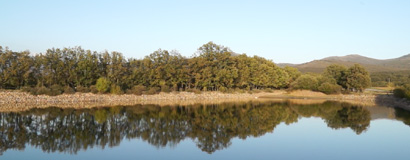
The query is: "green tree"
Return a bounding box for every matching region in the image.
[345,64,371,92]
[96,77,111,93]
[0,48,33,88]
[283,66,301,84]
[291,74,319,90]
[323,64,347,87]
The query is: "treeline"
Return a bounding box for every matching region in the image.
[0,42,295,95]
[370,71,410,100]
[0,42,371,95]
[290,64,371,94]
[371,71,410,87]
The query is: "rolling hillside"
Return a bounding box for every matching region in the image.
[279,54,410,73]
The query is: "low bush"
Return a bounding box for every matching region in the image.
[126,85,146,95]
[219,87,227,93]
[110,84,123,95]
[76,86,90,93]
[161,85,171,93]
[90,85,99,94]
[146,87,160,95]
[63,86,76,94]
[187,88,201,94]
[35,86,52,95]
[393,85,410,100]
[291,75,319,91]
[20,86,32,93]
[318,82,342,94]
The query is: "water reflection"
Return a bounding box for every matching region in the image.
[0,101,407,155]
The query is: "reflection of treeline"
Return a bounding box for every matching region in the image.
[395,108,410,126]
[0,101,371,154]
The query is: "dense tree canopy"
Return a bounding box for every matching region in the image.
[290,64,371,93]
[345,64,371,92]
[0,43,375,95]
[0,42,294,94]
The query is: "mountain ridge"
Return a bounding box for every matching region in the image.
[278,53,410,73]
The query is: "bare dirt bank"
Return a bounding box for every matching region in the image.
[0,91,263,112]
[0,90,408,112]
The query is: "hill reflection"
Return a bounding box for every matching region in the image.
[0,101,395,155]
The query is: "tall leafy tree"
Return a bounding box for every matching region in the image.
[345,64,371,92]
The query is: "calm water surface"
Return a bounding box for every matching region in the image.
[1,101,410,160]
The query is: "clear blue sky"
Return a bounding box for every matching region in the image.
[1,0,410,63]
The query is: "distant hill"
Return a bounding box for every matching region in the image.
[278,54,410,73]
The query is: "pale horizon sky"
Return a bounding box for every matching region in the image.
[1,0,410,63]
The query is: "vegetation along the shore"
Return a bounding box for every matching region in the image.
[0,42,375,96]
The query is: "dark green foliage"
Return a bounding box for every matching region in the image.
[76,86,90,93]
[146,87,160,95]
[314,64,370,94]
[20,86,32,93]
[323,64,347,87]
[160,85,171,93]
[371,71,410,87]
[291,74,319,90]
[318,82,342,94]
[49,84,63,96]
[110,84,123,95]
[345,64,371,92]
[0,44,373,95]
[90,85,98,94]
[393,84,410,100]
[63,86,76,94]
[283,66,301,84]
[34,86,52,95]
[126,85,146,95]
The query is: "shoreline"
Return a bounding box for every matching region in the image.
[0,90,409,112]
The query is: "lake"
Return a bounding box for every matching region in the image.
[1,100,410,160]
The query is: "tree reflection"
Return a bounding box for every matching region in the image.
[394,108,410,126]
[0,101,372,155]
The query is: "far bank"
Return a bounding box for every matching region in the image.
[1,90,409,112]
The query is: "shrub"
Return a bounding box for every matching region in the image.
[393,88,406,99]
[394,85,410,100]
[318,82,342,94]
[110,84,123,94]
[263,88,273,93]
[76,86,90,93]
[49,84,63,96]
[35,86,52,95]
[96,77,111,93]
[291,74,319,91]
[172,84,178,92]
[187,88,201,94]
[161,85,171,93]
[20,86,32,93]
[63,86,75,94]
[146,87,160,95]
[90,85,98,94]
[219,86,227,93]
[126,85,146,95]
